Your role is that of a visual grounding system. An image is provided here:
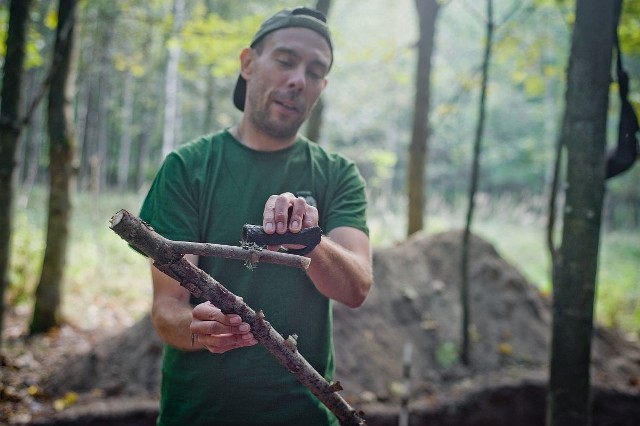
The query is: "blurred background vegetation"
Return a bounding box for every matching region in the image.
[1,0,638,338]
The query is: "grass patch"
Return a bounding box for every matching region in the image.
[8,188,150,330]
[369,194,639,338]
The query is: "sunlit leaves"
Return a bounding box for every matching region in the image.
[180,7,262,80]
[44,8,57,30]
[366,149,398,189]
[113,52,146,77]
[523,75,545,98]
[493,3,568,100]
[620,0,640,54]
[0,3,50,71]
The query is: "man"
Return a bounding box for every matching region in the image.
[139,7,372,426]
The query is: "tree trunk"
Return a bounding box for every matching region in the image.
[306,97,325,144]
[547,0,616,424]
[460,0,494,366]
[76,3,115,192]
[30,0,79,335]
[18,67,46,206]
[305,0,331,144]
[407,0,440,236]
[117,72,134,190]
[161,0,185,160]
[0,0,32,343]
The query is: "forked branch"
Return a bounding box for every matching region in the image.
[109,209,366,426]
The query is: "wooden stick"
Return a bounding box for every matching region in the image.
[107,210,310,270]
[109,209,366,426]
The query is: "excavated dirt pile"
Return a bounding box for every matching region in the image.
[26,231,640,425]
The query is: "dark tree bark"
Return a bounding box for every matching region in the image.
[18,67,46,202]
[30,0,79,335]
[305,0,331,144]
[407,0,440,236]
[547,0,616,424]
[0,0,32,343]
[461,0,494,366]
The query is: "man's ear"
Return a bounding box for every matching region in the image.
[239,47,255,80]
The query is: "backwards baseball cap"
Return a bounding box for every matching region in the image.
[232,7,333,111]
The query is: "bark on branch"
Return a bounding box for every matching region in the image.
[109,209,366,426]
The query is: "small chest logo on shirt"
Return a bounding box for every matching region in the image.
[296,190,317,207]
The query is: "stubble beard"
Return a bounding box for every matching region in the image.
[247,90,307,141]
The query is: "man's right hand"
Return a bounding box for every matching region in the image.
[190,301,258,353]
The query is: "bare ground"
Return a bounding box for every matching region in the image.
[2,230,640,425]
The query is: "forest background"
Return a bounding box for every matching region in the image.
[1,0,639,344]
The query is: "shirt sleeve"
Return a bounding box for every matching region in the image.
[139,150,201,243]
[322,158,369,236]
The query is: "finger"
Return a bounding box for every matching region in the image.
[200,333,258,354]
[191,317,251,336]
[192,302,241,325]
[192,303,250,334]
[302,205,319,229]
[262,195,279,234]
[288,197,307,233]
[273,193,296,234]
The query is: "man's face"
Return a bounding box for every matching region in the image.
[242,27,331,140]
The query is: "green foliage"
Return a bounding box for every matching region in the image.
[596,231,640,332]
[620,0,640,54]
[365,148,398,192]
[7,210,45,306]
[181,10,263,79]
[436,341,460,368]
[0,1,51,70]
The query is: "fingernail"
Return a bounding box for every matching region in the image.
[291,220,300,230]
[239,324,249,332]
[265,222,274,233]
[277,222,285,233]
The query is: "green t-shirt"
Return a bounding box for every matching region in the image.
[139,129,368,426]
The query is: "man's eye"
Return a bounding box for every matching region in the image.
[277,59,293,67]
[307,69,325,80]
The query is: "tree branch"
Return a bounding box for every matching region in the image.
[109,209,366,426]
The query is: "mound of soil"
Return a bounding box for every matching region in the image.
[333,231,640,402]
[6,231,640,425]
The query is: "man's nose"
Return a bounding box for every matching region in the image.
[286,66,306,91]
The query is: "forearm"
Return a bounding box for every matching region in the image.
[150,255,204,351]
[151,296,201,351]
[306,230,372,308]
